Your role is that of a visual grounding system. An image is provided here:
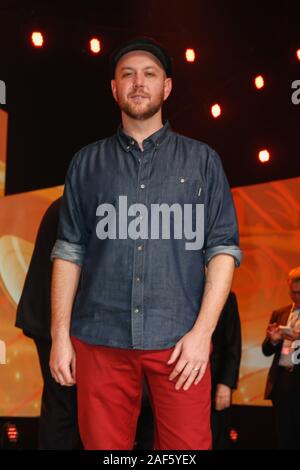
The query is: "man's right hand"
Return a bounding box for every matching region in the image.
[50,335,76,386]
[267,322,283,344]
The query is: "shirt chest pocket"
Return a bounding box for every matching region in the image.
[149,175,203,205]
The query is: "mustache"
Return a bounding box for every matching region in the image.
[129,92,150,98]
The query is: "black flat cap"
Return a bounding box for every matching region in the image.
[110,36,172,78]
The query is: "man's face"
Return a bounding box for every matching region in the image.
[111,50,172,121]
[289,281,300,307]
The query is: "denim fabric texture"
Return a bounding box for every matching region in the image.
[51,121,242,349]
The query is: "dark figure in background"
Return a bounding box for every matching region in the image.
[262,267,300,450]
[135,291,242,450]
[15,197,82,450]
[210,291,241,449]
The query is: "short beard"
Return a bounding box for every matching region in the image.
[118,91,164,121]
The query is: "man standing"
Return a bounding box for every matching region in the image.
[262,267,300,449]
[50,37,242,450]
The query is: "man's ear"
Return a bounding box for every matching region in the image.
[163,77,172,101]
[111,79,117,102]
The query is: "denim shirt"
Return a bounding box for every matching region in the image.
[51,121,242,349]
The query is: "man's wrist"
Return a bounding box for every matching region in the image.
[191,323,214,339]
[51,328,70,342]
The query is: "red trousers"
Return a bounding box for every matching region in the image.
[72,336,212,450]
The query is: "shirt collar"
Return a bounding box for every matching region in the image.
[117,120,172,152]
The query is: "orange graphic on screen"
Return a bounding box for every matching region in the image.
[0,187,63,416]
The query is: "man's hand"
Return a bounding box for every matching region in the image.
[282,328,300,342]
[167,329,211,391]
[267,323,283,343]
[214,383,231,411]
[50,335,76,386]
[50,259,81,386]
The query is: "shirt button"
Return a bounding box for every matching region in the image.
[138,158,141,163]
[139,215,143,221]
[126,145,130,151]
[137,245,143,251]
[136,277,141,282]
[134,307,140,314]
[180,177,185,183]
[140,183,146,189]
[130,140,135,145]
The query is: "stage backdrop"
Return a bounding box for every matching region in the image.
[0,177,300,416]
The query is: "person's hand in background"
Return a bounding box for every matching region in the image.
[267,323,283,344]
[281,328,300,342]
[214,383,232,411]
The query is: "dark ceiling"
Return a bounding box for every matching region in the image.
[0,0,299,194]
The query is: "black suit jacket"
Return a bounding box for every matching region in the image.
[262,304,300,399]
[210,292,242,393]
[15,198,62,340]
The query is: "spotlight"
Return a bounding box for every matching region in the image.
[258,149,270,163]
[0,422,20,449]
[31,31,44,48]
[254,75,264,89]
[89,37,101,54]
[230,428,239,443]
[296,49,300,61]
[211,103,222,118]
[185,48,196,63]
[7,423,18,442]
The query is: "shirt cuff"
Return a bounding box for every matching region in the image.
[50,239,85,267]
[204,245,242,267]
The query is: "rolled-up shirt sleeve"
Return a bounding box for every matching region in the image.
[51,151,88,266]
[203,149,242,267]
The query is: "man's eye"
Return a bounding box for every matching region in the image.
[145,72,154,77]
[123,73,132,77]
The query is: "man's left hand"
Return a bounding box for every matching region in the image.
[167,329,211,391]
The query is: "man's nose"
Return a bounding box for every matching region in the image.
[133,71,145,87]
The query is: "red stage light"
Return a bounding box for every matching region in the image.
[89,38,101,54]
[6,423,18,443]
[254,75,264,89]
[211,103,222,118]
[230,428,239,442]
[185,48,196,62]
[31,31,44,48]
[296,49,300,61]
[258,149,270,163]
